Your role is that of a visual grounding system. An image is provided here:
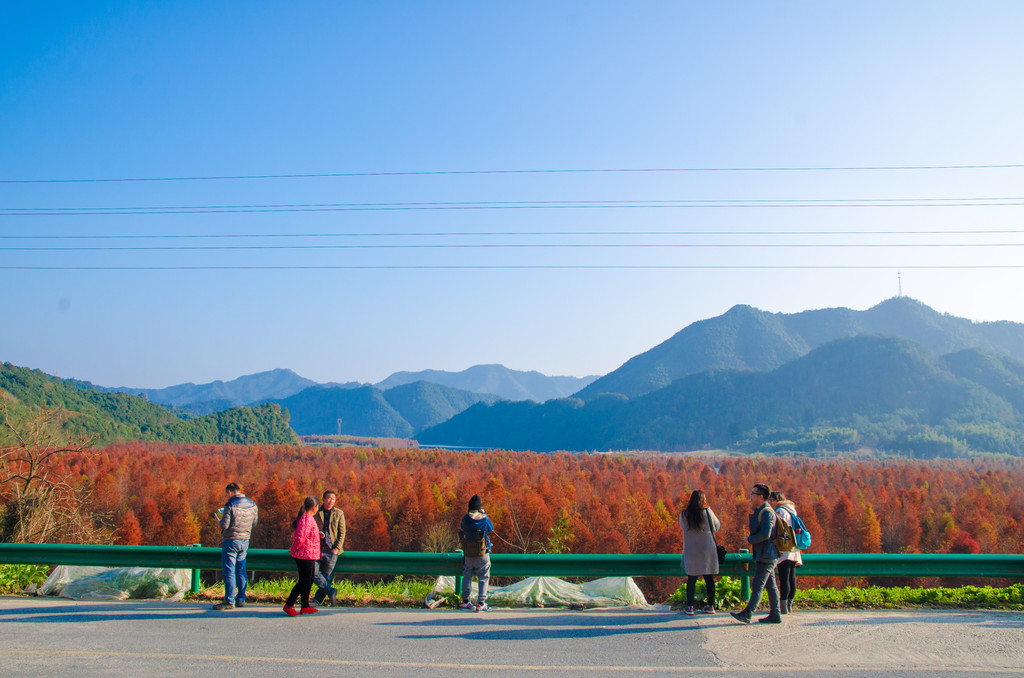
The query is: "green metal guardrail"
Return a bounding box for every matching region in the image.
[1,543,1021,598]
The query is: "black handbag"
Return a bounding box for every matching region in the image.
[707,508,728,565]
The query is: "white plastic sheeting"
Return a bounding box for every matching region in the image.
[428,575,648,608]
[37,565,192,601]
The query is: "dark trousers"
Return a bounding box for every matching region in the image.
[776,559,797,602]
[685,575,716,607]
[313,552,339,603]
[286,558,317,609]
[741,559,780,616]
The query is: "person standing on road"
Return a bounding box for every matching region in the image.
[731,483,783,625]
[679,489,720,615]
[214,481,258,611]
[312,490,346,607]
[458,494,495,612]
[284,496,321,616]
[770,490,802,614]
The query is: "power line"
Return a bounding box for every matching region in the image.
[2,264,1022,271]
[2,163,1023,184]
[4,242,1023,252]
[4,196,1023,213]
[3,229,1023,240]
[5,198,1024,216]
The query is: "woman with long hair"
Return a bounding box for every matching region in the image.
[769,490,802,614]
[679,489,721,615]
[283,495,321,616]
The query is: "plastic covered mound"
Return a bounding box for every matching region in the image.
[428,575,648,608]
[37,565,192,601]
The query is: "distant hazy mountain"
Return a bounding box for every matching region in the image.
[107,369,357,411]
[420,335,1024,457]
[576,297,1024,400]
[271,381,499,437]
[376,364,598,402]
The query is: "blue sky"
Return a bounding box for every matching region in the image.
[3,2,1024,388]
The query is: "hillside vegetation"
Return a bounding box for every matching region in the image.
[1,362,298,446]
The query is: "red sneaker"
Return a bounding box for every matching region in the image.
[283,606,298,617]
[300,607,319,614]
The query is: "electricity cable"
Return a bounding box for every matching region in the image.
[3,162,1023,184]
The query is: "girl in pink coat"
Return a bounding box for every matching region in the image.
[284,496,322,616]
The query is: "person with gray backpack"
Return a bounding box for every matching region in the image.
[458,494,495,611]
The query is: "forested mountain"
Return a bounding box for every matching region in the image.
[270,381,499,437]
[376,364,598,402]
[381,381,501,432]
[419,335,1024,457]
[0,362,298,446]
[577,297,1024,400]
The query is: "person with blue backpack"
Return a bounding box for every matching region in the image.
[769,490,808,614]
[458,494,495,611]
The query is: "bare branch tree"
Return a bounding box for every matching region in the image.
[1,400,98,543]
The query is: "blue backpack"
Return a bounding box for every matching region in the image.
[779,506,811,550]
[790,511,812,550]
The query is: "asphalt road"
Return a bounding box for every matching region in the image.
[1,597,1021,677]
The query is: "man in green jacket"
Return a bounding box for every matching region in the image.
[313,490,346,606]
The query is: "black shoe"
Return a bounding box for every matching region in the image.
[328,589,338,607]
[779,603,788,615]
[758,613,783,624]
[730,611,751,624]
[235,600,245,608]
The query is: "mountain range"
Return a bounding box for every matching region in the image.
[8,296,1024,456]
[577,297,1024,400]
[97,364,595,414]
[420,335,1024,457]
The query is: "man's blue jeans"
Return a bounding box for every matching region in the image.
[313,552,338,603]
[222,539,249,604]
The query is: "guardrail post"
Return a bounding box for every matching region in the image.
[739,549,750,600]
[454,549,463,601]
[190,544,201,594]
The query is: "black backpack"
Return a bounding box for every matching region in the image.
[459,528,486,557]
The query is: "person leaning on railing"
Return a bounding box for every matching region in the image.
[457,494,495,612]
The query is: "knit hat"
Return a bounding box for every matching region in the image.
[468,494,482,511]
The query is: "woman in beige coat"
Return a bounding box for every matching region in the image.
[679,489,721,615]
[770,490,803,614]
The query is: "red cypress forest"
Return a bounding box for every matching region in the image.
[22,442,1024,565]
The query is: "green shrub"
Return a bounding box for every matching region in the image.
[0,564,49,593]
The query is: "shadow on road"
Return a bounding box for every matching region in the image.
[804,611,1024,630]
[381,611,730,641]
[0,601,270,623]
